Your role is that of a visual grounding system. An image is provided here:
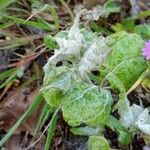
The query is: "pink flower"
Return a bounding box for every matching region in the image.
[142,40,150,60]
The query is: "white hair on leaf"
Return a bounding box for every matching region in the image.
[78,36,111,78]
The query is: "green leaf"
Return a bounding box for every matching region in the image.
[132,10,150,20]
[42,88,62,107]
[41,66,73,107]
[102,0,120,17]
[62,83,113,127]
[78,36,111,78]
[135,109,150,136]
[91,22,112,35]
[70,126,102,136]
[106,115,131,145]
[134,24,150,40]
[0,35,41,50]
[100,32,147,92]
[118,131,132,145]
[121,19,135,32]
[88,136,110,150]
[112,19,135,33]
[44,35,58,49]
[119,98,150,136]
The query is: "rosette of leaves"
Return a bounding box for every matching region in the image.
[41,10,149,149]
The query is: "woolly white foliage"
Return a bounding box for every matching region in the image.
[74,5,106,21]
[135,109,150,135]
[78,36,110,78]
[41,4,150,145]
[44,9,111,80]
[74,0,120,21]
[120,99,150,136]
[44,10,84,68]
[83,6,105,21]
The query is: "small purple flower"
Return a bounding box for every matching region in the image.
[142,40,150,60]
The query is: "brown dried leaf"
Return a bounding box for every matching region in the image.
[4,133,45,150]
[83,0,106,9]
[0,88,42,135]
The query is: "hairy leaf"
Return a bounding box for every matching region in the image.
[62,83,113,127]
[100,32,147,92]
[134,24,150,40]
[76,0,120,21]
[88,136,110,150]
[46,11,83,66]
[41,66,73,107]
[44,10,102,67]
[106,115,131,145]
[78,36,111,78]
[102,0,120,17]
[44,35,58,49]
[135,109,150,135]
[70,126,102,136]
[119,98,150,136]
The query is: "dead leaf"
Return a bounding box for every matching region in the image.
[4,133,45,150]
[83,0,106,9]
[0,87,43,135]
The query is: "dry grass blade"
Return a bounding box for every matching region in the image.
[0,35,42,50]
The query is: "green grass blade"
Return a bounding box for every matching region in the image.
[0,68,16,81]
[0,35,41,50]
[6,7,30,14]
[0,0,17,10]
[0,22,13,30]
[0,74,16,89]
[41,106,53,127]
[0,94,44,147]
[91,22,112,35]
[44,112,58,150]
[4,15,53,31]
[132,10,150,20]
[37,17,54,31]
[34,104,52,136]
[0,67,24,89]
[34,104,53,136]
[48,6,59,31]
